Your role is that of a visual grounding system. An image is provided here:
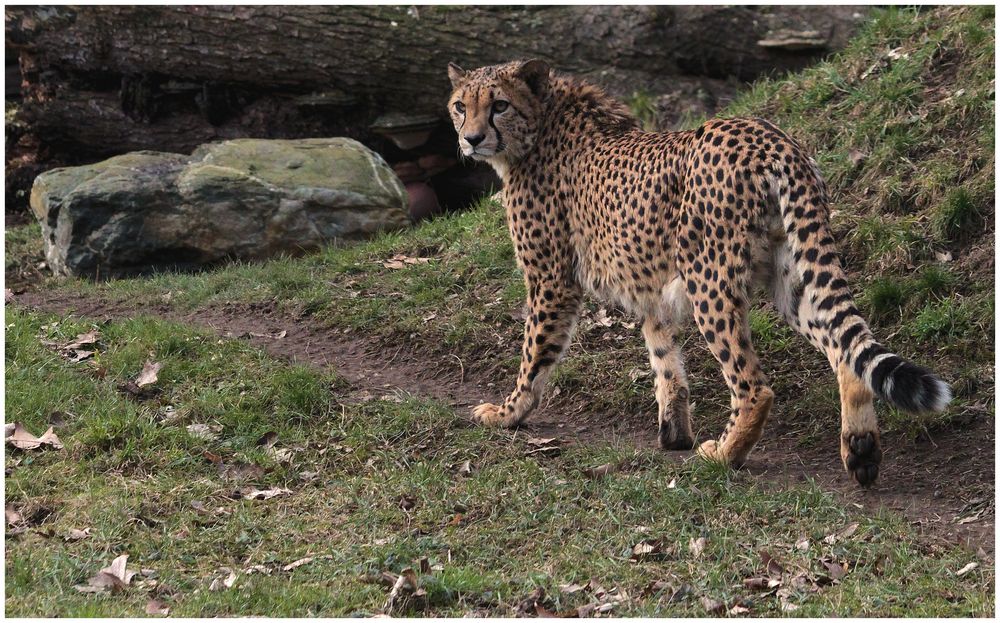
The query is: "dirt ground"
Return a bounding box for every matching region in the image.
[13,289,994,556]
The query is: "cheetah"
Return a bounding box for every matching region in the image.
[446,59,951,487]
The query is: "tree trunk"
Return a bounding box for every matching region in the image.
[5,5,866,211]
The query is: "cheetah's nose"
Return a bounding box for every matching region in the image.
[464,133,486,147]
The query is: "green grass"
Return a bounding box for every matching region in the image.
[4,8,992,444]
[5,308,993,616]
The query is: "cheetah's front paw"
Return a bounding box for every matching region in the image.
[696,439,726,464]
[472,403,512,427]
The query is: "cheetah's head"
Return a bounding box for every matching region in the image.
[446,59,551,167]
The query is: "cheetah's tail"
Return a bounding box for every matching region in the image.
[768,161,952,415]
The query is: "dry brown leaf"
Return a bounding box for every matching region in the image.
[186,423,222,442]
[5,506,23,526]
[700,596,726,615]
[136,360,163,387]
[209,567,238,591]
[728,604,751,616]
[955,561,978,577]
[382,254,432,269]
[823,522,859,544]
[66,527,92,541]
[75,554,138,594]
[743,577,779,590]
[526,436,557,446]
[560,582,586,595]
[145,599,170,615]
[283,556,315,571]
[4,288,13,303]
[795,536,810,551]
[256,431,279,448]
[848,148,868,167]
[630,539,670,562]
[64,330,99,351]
[243,487,292,501]
[68,349,95,363]
[761,550,784,578]
[583,463,616,479]
[780,599,800,612]
[689,536,707,558]
[822,558,848,581]
[384,567,420,611]
[6,423,63,450]
[267,447,294,463]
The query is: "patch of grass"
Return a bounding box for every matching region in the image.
[932,187,983,242]
[906,298,974,343]
[862,278,908,321]
[5,308,994,616]
[749,308,795,354]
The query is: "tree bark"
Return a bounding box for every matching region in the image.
[5,5,866,210]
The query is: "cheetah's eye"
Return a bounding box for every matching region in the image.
[493,100,509,113]
[453,101,465,114]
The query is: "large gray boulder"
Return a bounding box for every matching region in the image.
[30,138,410,277]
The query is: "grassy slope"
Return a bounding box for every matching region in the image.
[4,308,993,616]
[4,6,995,616]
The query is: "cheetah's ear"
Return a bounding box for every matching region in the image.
[447,62,467,88]
[516,59,550,99]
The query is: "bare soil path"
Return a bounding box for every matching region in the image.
[14,290,995,555]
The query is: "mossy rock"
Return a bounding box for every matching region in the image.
[30,138,409,277]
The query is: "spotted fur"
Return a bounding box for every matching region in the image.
[447,60,951,487]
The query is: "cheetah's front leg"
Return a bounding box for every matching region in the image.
[473,280,582,427]
[641,317,695,450]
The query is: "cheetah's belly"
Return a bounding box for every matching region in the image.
[571,235,682,320]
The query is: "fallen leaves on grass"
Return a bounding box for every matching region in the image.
[630,539,673,563]
[257,431,279,448]
[383,567,425,613]
[583,462,617,479]
[5,506,23,525]
[243,487,292,501]
[42,329,100,363]
[48,410,73,427]
[5,422,63,450]
[145,599,170,615]
[524,436,561,457]
[282,554,332,572]
[821,557,848,582]
[220,462,266,481]
[382,254,432,269]
[186,423,222,442]
[66,527,92,541]
[688,536,707,559]
[560,582,587,595]
[642,579,691,603]
[955,561,979,577]
[699,596,726,615]
[823,522,859,544]
[74,554,138,594]
[136,360,163,387]
[209,567,238,591]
